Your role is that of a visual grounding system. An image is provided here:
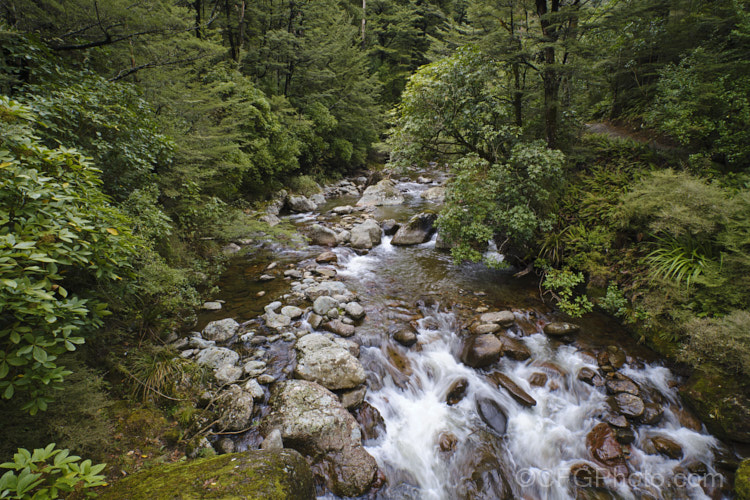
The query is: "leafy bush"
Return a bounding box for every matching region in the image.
[0,443,106,499]
[541,268,594,318]
[0,98,138,413]
[682,310,750,377]
[287,175,322,197]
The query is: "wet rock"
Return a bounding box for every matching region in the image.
[648,436,683,459]
[640,403,664,425]
[322,319,356,337]
[244,379,265,400]
[352,402,386,441]
[497,333,531,361]
[673,405,702,431]
[529,372,548,387]
[543,322,580,336]
[608,393,645,418]
[417,176,432,184]
[393,327,418,347]
[420,186,446,201]
[570,462,607,488]
[586,423,624,466]
[446,377,469,405]
[215,384,254,431]
[288,194,317,212]
[476,397,508,435]
[381,219,399,235]
[356,179,405,207]
[345,302,366,320]
[202,318,240,343]
[392,212,438,246]
[259,274,275,282]
[603,413,628,428]
[103,449,315,500]
[479,311,515,327]
[243,360,267,377]
[605,373,640,396]
[216,437,235,455]
[613,426,636,445]
[309,224,338,246]
[605,346,627,369]
[336,230,351,244]
[332,205,354,215]
[202,301,222,311]
[488,372,537,407]
[262,380,378,497]
[471,323,501,335]
[294,334,365,390]
[316,251,338,263]
[339,385,367,409]
[313,295,339,316]
[578,367,605,387]
[439,432,458,452]
[461,334,503,368]
[314,267,336,278]
[195,347,240,371]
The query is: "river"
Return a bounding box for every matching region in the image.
[199,172,732,499]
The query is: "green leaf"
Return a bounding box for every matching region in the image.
[3,384,14,399]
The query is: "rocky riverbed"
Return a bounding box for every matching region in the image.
[144,171,742,499]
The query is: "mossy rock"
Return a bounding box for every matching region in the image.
[101,449,315,500]
[737,459,750,499]
[679,365,750,444]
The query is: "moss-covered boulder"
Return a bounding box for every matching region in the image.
[679,365,750,444]
[737,459,750,499]
[101,449,315,500]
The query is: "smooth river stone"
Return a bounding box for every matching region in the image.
[476,397,508,435]
[461,334,503,368]
[608,393,645,418]
[488,372,537,407]
[543,322,580,336]
[479,311,515,326]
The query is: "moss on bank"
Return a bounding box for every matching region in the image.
[737,459,750,499]
[101,449,315,500]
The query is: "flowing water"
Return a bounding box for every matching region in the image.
[206,174,734,499]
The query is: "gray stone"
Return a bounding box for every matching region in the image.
[215,384,254,431]
[479,311,515,327]
[350,219,382,249]
[294,334,365,390]
[332,205,354,215]
[202,318,240,343]
[392,212,438,245]
[345,302,366,320]
[261,428,284,451]
[543,322,581,336]
[308,313,323,329]
[336,230,351,244]
[322,320,355,337]
[264,312,291,331]
[260,214,281,226]
[196,347,240,370]
[313,295,339,316]
[189,335,216,350]
[222,243,242,254]
[356,179,405,207]
[340,386,367,409]
[202,301,222,311]
[381,219,399,236]
[262,380,378,497]
[309,224,338,246]
[244,360,267,377]
[281,306,304,319]
[215,364,243,385]
[265,301,283,313]
[288,195,317,212]
[305,281,353,301]
[244,378,265,400]
[420,186,446,201]
[461,334,503,368]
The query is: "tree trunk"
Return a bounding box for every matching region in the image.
[194,0,202,39]
[536,0,560,148]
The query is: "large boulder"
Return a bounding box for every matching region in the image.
[309,225,338,246]
[350,219,382,249]
[262,380,378,497]
[201,318,240,343]
[294,334,365,390]
[392,212,438,246]
[195,347,240,371]
[461,334,503,368]
[497,334,531,361]
[215,384,254,431]
[480,311,515,327]
[586,423,625,468]
[543,322,580,336]
[356,179,404,206]
[476,397,508,435]
[100,450,315,500]
[420,186,446,202]
[287,195,317,212]
[305,281,354,301]
[680,365,750,444]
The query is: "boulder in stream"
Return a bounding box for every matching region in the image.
[288,195,317,212]
[446,377,469,405]
[309,224,338,247]
[461,334,503,368]
[350,219,382,249]
[480,311,515,327]
[262,380,378,497]
[294,333,365,390]
[201,318,240,343]
[497,333,531,361]
[586,423,625,468]
[392,212,438,246]
[476,397,508,435]
[356,179,404,206]
[608,392,645,419]
[420,186,446,201]
[543,322,581,336]
[488,372,537,407]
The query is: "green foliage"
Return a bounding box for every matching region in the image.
[600,284,629,318]
[645,234,715,288]
[0,443,106,499]
[0,98,138,413]
[437,142,564,263]
[682,310,750,377]
[541,268,594,318]
[287,176,322,197]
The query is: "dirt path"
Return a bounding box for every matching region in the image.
[584,121,677,151]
